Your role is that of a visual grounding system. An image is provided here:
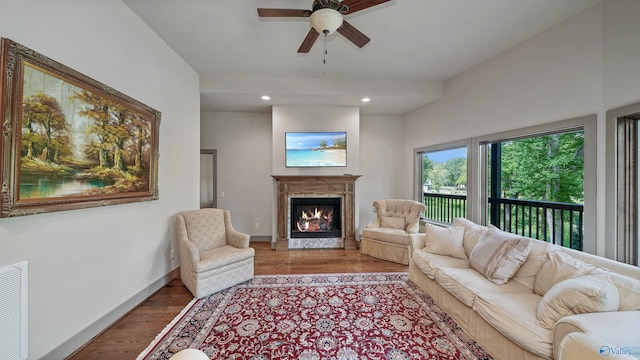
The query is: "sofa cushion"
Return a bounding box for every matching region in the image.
[362,228,409,246]
[412,249,470,279]
[512,238,550,290]
[452,217,490,257]
[536,275,620,329]
[590,268,640,311]
[435,267,532,307]
[423,223,467,259]
[473,292,552,358]
[469,228,532,285]
[380,216,406,230]
[534,250,597,296]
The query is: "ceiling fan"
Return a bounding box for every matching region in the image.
[257,0,390,53]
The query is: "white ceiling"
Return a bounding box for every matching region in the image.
[123,0,600,115]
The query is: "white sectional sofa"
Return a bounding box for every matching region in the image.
[409,218,640,360]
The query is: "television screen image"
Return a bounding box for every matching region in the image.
[285,132,347,167]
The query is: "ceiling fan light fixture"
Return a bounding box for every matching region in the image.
[310,8,343,35]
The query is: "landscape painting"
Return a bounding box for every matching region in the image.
[285,131,347,167]
[0,38,160,217]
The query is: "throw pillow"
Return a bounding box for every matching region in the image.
[536,275,620,329]
[469,228,532,285]
[534,250,597,296]
[423,223,467,259]
[380,216,406,230]
[511,239,549,290]
[451,218,490,257]
[591,268,640,311]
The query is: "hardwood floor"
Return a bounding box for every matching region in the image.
[67,241,407,359]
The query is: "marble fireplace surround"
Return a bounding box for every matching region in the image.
[272,175,361,250]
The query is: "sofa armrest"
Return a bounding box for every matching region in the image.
[555,311,640,360]
[408,233,426,251]
[558,332,636,360]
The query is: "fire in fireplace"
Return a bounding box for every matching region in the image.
[290,197,342,239]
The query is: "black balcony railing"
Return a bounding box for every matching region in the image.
[423,193,467,224]
[423,193,584,250]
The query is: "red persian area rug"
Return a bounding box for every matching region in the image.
[137,273,492,360]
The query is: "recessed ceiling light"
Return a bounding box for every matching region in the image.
[361,97,371,103]
[261,95,271,100]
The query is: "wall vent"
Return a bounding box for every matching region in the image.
[0,261,28,360]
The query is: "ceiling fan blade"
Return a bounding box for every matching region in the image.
[341,0,390,14]
[257,8,312,17]
[337,20,370,48]
[298,28,320,53]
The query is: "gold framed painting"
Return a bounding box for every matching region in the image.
[0,38,160,217]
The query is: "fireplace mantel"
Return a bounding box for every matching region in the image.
[272,175,361,250]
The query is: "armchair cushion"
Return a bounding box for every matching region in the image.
[196,245,256,273]
[362,228,409,246]
[380,216,406,230]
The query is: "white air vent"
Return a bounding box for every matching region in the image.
[0,261,28,360]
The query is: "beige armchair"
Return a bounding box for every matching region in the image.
[176,208,255,298]
[360,199,426,265]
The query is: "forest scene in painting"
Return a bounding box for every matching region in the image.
[19,63,153,199]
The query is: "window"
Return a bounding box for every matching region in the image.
[475,116,596,253]
[415,140,469,224]
[485,130,585,250]
[415,115,597,253]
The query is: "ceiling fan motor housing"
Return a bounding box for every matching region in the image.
[312,0,348,14]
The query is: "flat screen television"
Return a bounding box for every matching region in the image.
[285,131,347,167]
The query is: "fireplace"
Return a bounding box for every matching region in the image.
[272,175,361,250]
[290,197,342,239]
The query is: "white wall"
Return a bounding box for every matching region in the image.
[402,1,640,259]
[358,114,404,234]
[603,0,640,109]
[0,1,200,358]
[271,106,360,175]
[200,112,273,236]
[402,3,603,170]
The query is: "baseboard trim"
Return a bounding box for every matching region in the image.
[45,267,180,360]
[250,236,272,242]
